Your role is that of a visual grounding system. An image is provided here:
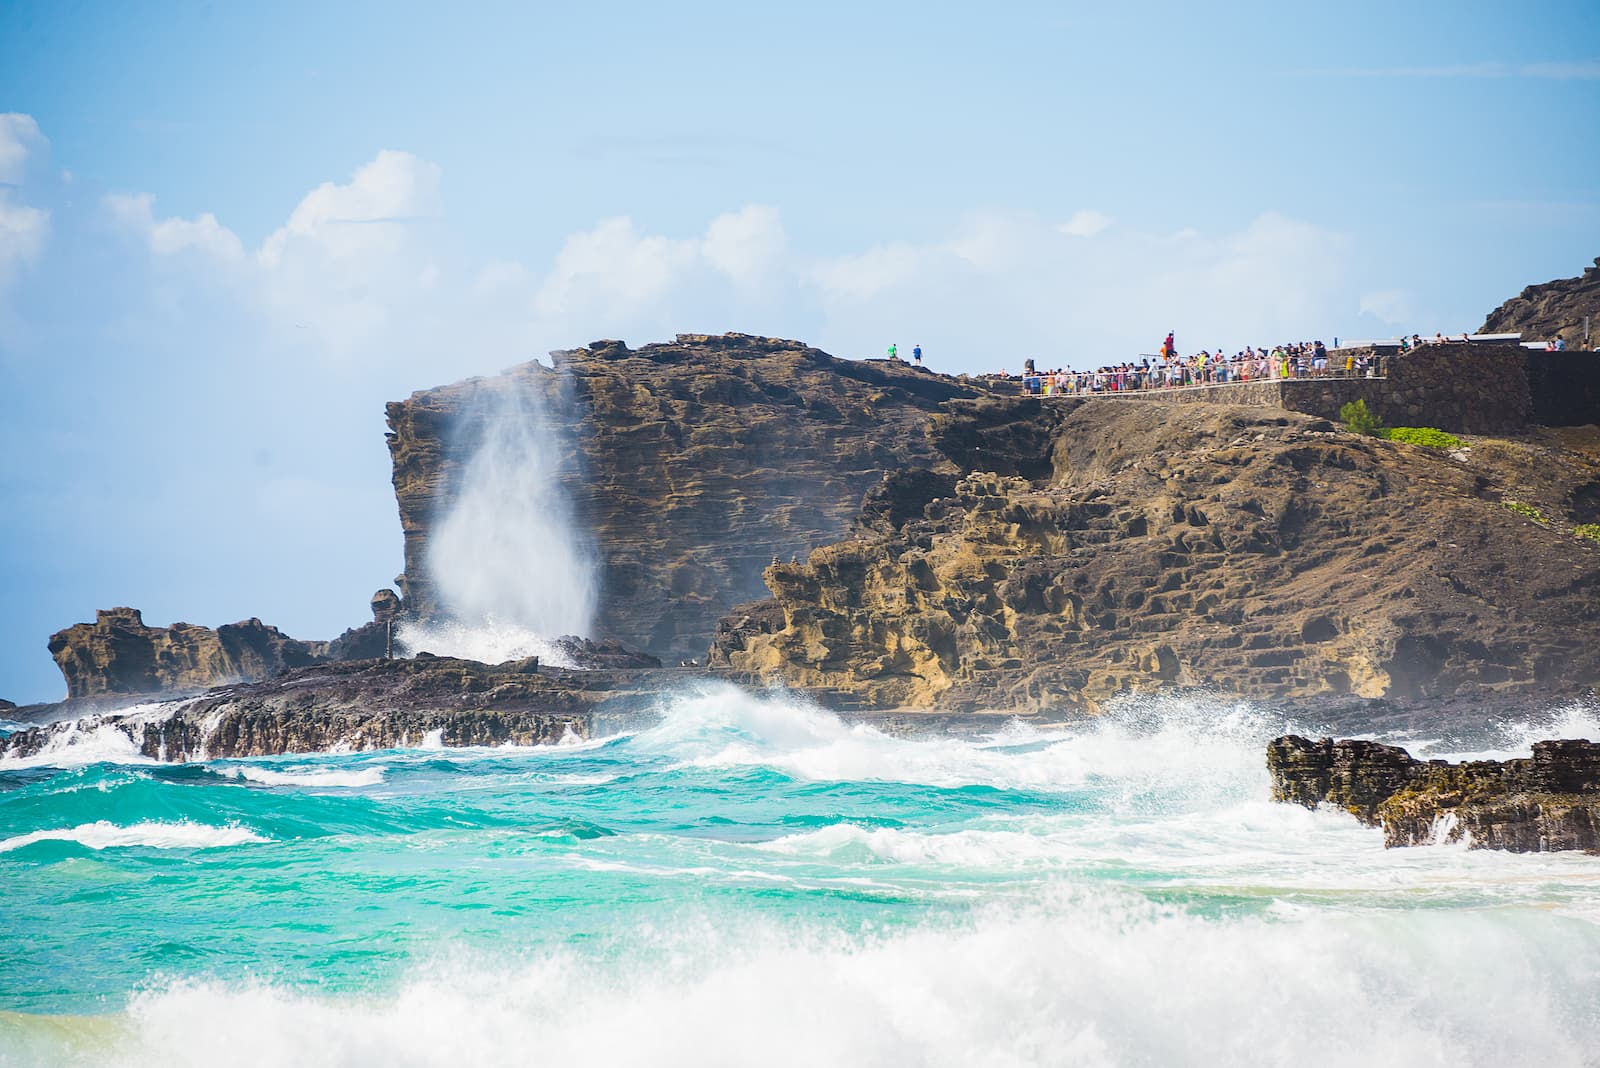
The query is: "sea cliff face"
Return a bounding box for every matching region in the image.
[711,403,1600,715]
[385,334,988,664]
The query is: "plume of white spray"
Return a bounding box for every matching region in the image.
[413,367,597,660]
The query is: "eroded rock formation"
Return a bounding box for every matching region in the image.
[712,403,1600,715]
[1267,734,1600,850]
[47,607,393,700]
[385,334,990,663]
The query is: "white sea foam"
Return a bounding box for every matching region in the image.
[394,618,581,668]
[1415,702,1600,762]
[641,684,1290,808]
[0,820,265,854]
[0,699,197,769]
[231,766,386,788]
[67,888,1600,1068]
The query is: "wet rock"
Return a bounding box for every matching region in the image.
[0,656,682,761]
[1267,733,1600,851]
[548,636,663,670]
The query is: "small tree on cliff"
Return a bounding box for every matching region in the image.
[1339,399,1383,436]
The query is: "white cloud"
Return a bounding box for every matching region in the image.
[1059,209,1113,238]
[106,150,454,360]
[0,113,44,185]
[0,114,49,293]
[106,193,245,261]
[805,209,1353,365]
[1359,288,1414,325]
[811,241,925,302]
[533,206,789,326]
[91,143,1365,377]
[0,200,49,291]
[534,216,699,324]
[702,204,785,284]
[258,150,442,268]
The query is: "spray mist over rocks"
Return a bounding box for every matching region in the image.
[404,367,598,665]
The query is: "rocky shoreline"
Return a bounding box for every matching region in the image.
[8,266,1600,853]
[1268,733,1600,851]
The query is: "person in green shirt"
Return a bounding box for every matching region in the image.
[888,343,898,360]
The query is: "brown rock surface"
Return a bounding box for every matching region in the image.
[711,402,1600,715]
[47,608,331,699]
[1267,733,1600,851]
[385,333,991,663]
[1481,255,1600,348]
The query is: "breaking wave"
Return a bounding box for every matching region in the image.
[0,820,265,854]
[230,766,386,789]
[3,684,1599,1067]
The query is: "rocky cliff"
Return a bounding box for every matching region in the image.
[1482,256,1600,348]
[1267,734,1600,850]
[47,606,390,700]
[386,334,989,664]
[712,403,1600,715]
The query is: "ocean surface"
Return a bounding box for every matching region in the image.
[3,684,1600,1067]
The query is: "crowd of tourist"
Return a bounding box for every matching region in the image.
[996,333,1381,397]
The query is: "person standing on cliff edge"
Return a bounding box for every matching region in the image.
[1162,332,1176,359]
[913,344,923,367]
[888,343,898,361]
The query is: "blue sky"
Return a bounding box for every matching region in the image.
[2,0,1598,701]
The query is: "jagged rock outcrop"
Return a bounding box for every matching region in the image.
[46,605,400,700]
[1482,256,1600,349]
[712,403,1600,714]
[385,334,995,664]
[48,608,332,699]
[1267,734,1600,850]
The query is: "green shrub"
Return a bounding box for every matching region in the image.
[1339,399,1383,436]
[1385,427,1464,448]
[1576,523,1600,543]
[1503,499,1547,524]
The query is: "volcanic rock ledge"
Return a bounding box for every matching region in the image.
[712,403,1600,716]
[1267,734,1600,851]
[0,656,678,762]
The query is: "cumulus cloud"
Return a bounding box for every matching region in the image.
[1359,288,1414,326]
[804,209,1353,365]
[0,114,49,295]
[94,142,1363,377]
[1058,209,1114,238]
[701,205,786,285]
[106,193,245,260]
[533,204,788,329]
[0,113,45,185]
[107,150,454,360]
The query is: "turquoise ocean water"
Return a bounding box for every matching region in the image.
[3,683,1600,1067]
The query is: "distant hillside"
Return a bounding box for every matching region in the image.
[1481,256,1600,349]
